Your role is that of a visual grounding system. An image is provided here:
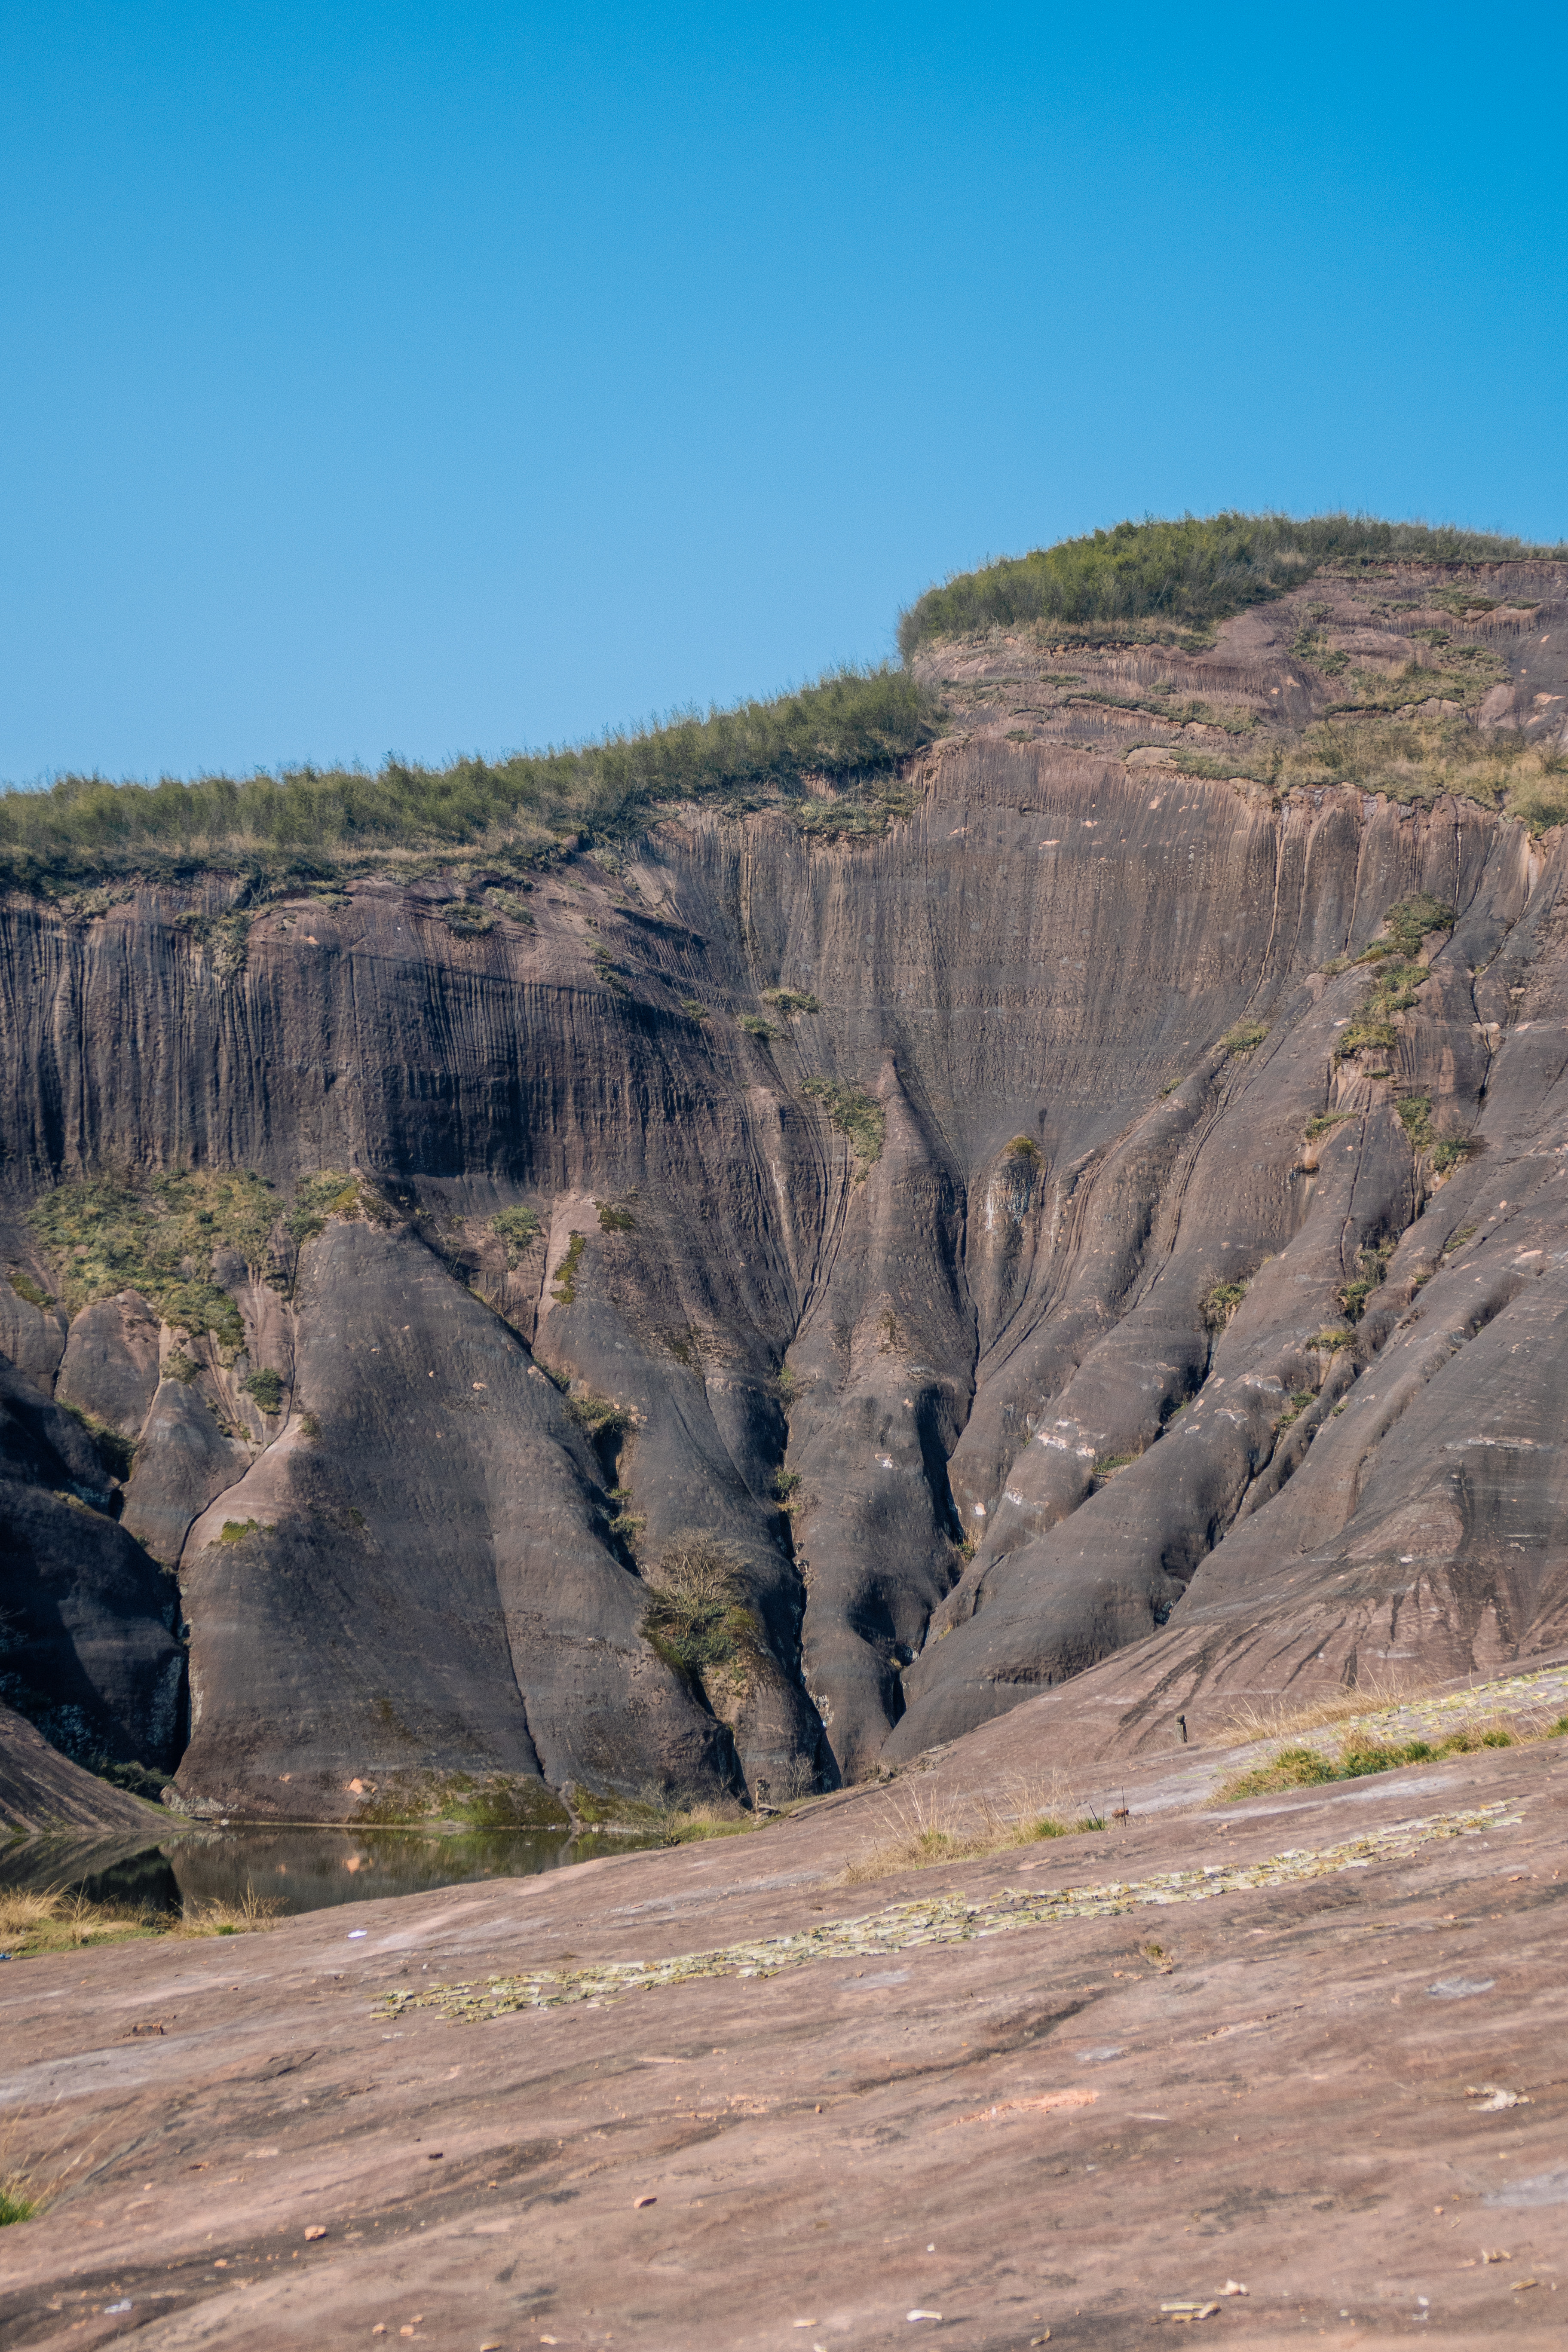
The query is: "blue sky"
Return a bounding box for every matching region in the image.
[4,0,1566,783]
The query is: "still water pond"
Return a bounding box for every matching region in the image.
[2,1822,648,1919]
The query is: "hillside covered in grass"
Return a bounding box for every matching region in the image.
[902,512,1568,836]
[898,511,1568,656]
[7,511,1568,894]
[0,665,937,891]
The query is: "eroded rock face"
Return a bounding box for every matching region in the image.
[0,1354,184,1778]
[7,572,1568,1816]
[173,1219,735,1822]
[56,1292,162,1436]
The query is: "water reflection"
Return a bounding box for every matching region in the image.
[0,1821,651,1919]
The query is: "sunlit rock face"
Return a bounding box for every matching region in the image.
[7,572,1568,1813]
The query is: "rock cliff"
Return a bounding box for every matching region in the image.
[6,554,1568,1821]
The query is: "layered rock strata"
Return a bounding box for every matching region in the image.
[5,566,1568,1816]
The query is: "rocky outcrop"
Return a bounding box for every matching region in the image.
[0,1698,168,1837]
[0,1351,184,1784]
[6,567,1568,1817]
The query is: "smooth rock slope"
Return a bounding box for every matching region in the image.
[2,1675,1565,2347]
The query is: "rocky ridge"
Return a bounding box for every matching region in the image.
[5,557,1568,1825]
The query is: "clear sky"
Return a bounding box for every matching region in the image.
[4,0,1566,785]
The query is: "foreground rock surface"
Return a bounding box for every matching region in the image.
[1,1666,1565,2349]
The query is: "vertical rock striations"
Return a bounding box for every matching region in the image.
[7,570,1568,1809]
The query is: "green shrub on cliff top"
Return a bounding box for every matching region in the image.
[551,1231,586,1305]
[1381,893,1455,956]
[0,665,937,888]
[567,1389,628,1441]
[1332,902,1452,1063]
[441,900,497,936]
[1271,709,1568,831]
[899,511,1568,655]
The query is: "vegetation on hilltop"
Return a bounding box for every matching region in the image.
[897,511,1568,656]
[901,512,1568,833]
[9,514,1568,893]
[1274,707,1568,833]
[0,665,937,891]
[1152,640,1568,832]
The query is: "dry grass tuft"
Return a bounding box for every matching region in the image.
[1213,1674,1430,1749]
[0,1881,281,1960]
[572,1780,779,1847]
[0,2107,100,2226]
[838,1775,1102,1885]
[178,1885,285,1937]
[646,1798,759,1847]
[0,1886,153,1957]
